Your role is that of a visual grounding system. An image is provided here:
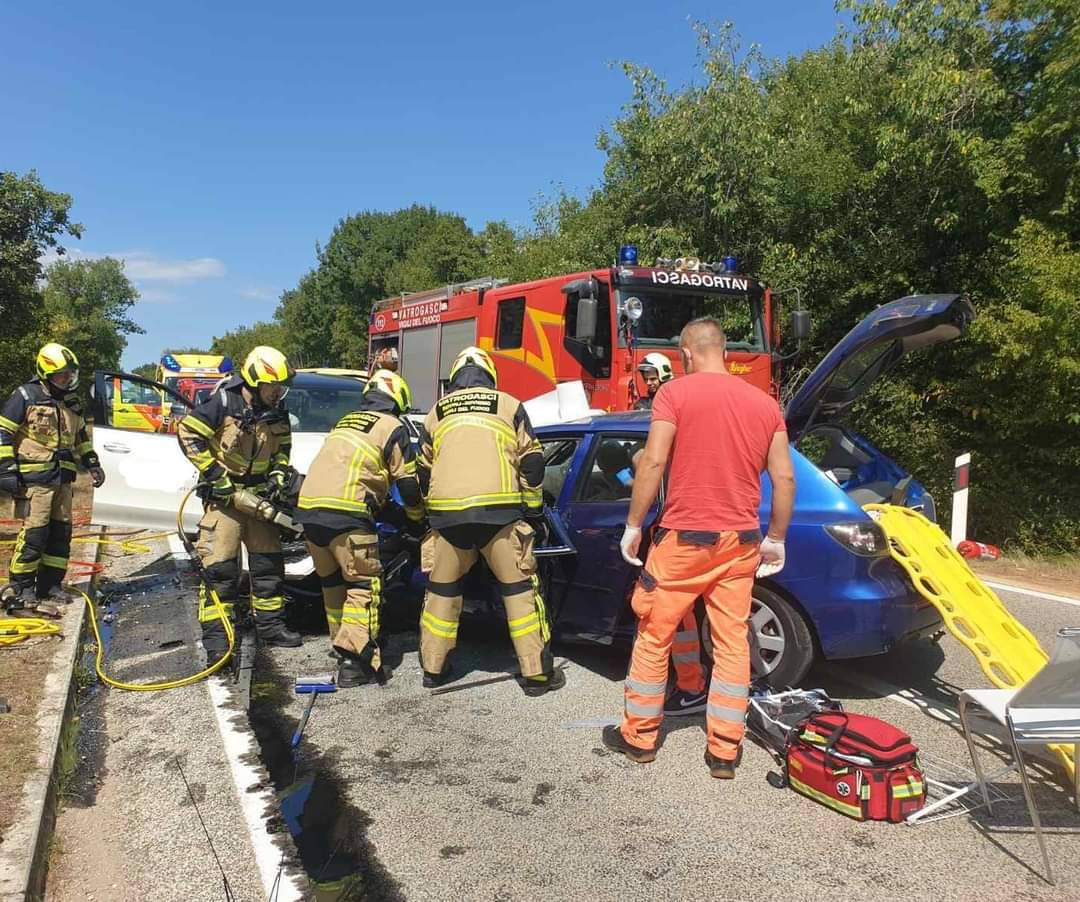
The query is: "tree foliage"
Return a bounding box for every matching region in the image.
[43,257,143,392]
[0,171,83,389]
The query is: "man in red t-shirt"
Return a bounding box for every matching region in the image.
[602,317,795,778]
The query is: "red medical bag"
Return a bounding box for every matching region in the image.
[786,712,926,822]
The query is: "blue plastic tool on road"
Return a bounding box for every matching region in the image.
[291,673,337,748]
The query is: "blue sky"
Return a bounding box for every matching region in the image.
[3,1,846,367]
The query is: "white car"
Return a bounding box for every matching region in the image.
[90,370,388,534]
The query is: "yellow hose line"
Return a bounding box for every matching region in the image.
[0,532,175,555]
[0,617,62,646]
[70,488,234,690]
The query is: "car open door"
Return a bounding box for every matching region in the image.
[91,371,203,532]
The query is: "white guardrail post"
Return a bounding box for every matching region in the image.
[951,452,971,547]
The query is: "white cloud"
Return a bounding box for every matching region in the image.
[39,248,226,282]
[121,253,226,282]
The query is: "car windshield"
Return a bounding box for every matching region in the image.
[616,289,766,352]
[286,383,366,432]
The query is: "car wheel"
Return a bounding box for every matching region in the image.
[697,585,815,688]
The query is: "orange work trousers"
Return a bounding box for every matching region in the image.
[621,528,760,760]
[672,609,706,694]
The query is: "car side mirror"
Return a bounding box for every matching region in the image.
[576,296,598,344]
[792,309,811,343]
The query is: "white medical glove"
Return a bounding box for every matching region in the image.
[620,525,643,566]
[756,536,786,577]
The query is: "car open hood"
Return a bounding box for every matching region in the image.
[785,294,975,440]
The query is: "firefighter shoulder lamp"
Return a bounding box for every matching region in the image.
[618,244,639,265]
[623,296,643,322]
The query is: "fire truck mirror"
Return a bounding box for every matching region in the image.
[575,296,599,344]
[792,309,812,343]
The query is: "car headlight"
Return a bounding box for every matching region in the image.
[824,521,889,556]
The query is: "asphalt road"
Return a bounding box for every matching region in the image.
[46,536,1080,902]
[258,580,1080,902]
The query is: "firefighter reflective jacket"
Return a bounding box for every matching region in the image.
[297,408,423,529]
[176,376,290,490]
[417,387,543,529]
[0,380,99,487]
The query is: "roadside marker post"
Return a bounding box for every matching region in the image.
[951,452,971,547]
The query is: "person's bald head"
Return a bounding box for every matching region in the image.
[678,317,728,374]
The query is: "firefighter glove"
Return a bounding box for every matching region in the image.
[756,536,786,578]
[210,476,236,503]
[620,525,643,567]
[89,466,106,488]
[265,468,288,500]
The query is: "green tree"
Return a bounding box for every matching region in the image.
[0,170,82,389]
[43,257,143,395]
[209,321,291,366]
[278,206,485,367]
[131,362,158,380]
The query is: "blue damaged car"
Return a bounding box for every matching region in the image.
[486,294,974,686]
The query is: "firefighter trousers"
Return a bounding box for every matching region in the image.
[8,484,73,597]
[304,522,383,671]
[621,528,760,760]
[195,501,286,650]
[419,521,551,679]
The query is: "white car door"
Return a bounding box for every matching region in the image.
[91,371,203,532]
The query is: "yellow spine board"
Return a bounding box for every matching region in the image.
[867,504,1073,778]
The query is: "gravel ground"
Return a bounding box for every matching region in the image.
[45,535,268,902]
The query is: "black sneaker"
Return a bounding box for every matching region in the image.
[664,688,708,717]
[600,724,656,763]
[520,668,567,697]
[704,746,743,779]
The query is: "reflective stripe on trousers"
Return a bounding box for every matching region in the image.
[620,530,760,758]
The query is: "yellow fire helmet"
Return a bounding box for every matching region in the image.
[241,346,295,389]
[365,368,413,414]
[36,342,80,388]
[637,352,674,383]
[448,346,498,387]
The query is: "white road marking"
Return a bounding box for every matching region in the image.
[168,534,305,902]
[982,579,1080,608]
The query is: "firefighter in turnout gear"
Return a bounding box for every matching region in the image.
[296,369,424,687]
[177,346,301,664]
[415,346,563,696]
[633,352,674,411]
[0,344,105,610]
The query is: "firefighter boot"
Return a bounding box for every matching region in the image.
[520,667,567,697]
[1,582,34,614]
[337,654,378,689]
[258,617,302,648]
[202,620,232,668]
[704,746,743,780]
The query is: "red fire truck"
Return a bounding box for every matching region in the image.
[367,249,808,413]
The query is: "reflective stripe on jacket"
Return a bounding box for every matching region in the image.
[0,381,99,486]
[417,387,543,528]
[297,409,423,522]
[176,376,290,488]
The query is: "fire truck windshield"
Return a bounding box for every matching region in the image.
[616,288,767,352]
